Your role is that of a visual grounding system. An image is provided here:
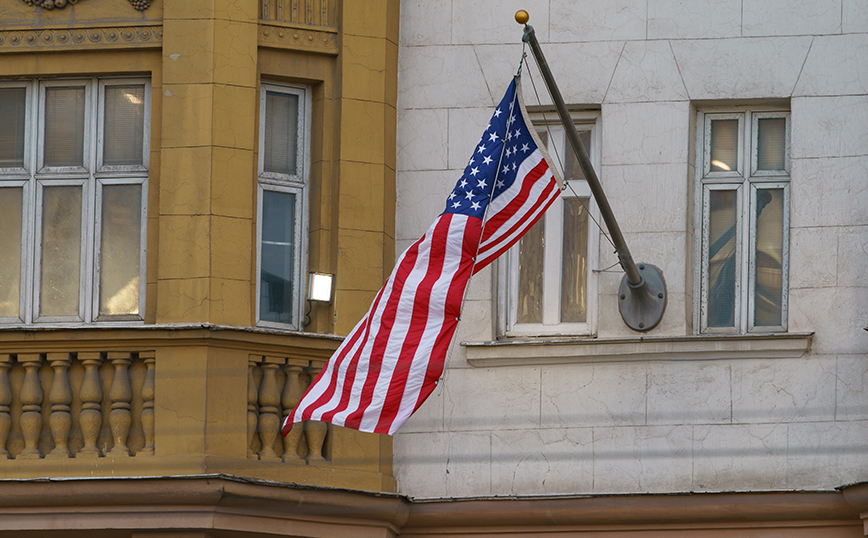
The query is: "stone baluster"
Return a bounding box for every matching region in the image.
[281,360,307,462]
[0,355,12,459]
[247,356,259,459]
[257,356,284,461]
[17,353,43,460]
[139,351,156,457]
[304,363,327,462]
[77,352,103,457]
[107,352,133,457]
[46,353,73,459]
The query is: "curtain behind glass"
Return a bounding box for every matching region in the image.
[561,197,588,323]
[104,86,145,166]
[99,184,142,316]
[40,186,82,317]
[563,131,591,182]
[264,92,299,176]
[517,218,544,324]
[0,88,26,168]
[44,87,85,168]
[710,119,738,172]
[260,190,296,323]
[707,189,737,328]
[757,118,786,171]
[754,188,784,327]
[0,188,23,318]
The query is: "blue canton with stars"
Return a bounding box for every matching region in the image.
[443,78,539,220]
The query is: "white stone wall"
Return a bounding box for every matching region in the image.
[394,0,868,498]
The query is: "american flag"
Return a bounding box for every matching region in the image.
[283,77,560,435]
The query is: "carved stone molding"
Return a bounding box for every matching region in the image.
[21,0,151,11]
[0,25,162,53]
[258,23,337,55]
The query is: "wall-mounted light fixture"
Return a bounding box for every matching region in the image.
[307,272,335,303]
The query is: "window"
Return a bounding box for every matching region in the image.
[256,82,310,329]
[696,109,790,333]
[0,78,149,325]
[498,114,600,337]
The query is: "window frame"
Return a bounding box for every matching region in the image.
[0,76,150,327]
[497,112,601,338]
[694,107,790,335]
[255,81,311,331]
[0,80,33,177]
[37,78,94,176]
[96,78,152,174]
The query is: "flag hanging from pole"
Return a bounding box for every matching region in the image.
[283,75,561,436]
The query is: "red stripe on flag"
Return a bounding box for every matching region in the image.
[296,238,422,424]
[318,229,432,426]
[408,219,481,417]
[473,182,559,274]
[376,217,481,433]
[480,159,549,243]
[341,215,455,430]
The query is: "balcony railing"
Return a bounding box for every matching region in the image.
[0,351,154,460]
[0,325,395,492]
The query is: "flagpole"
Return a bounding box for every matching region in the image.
[515,10,667,332]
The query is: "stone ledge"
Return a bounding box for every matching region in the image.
[462,333,813,367]
[0,324,343,359]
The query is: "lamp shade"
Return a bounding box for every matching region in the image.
[307,272,334,303]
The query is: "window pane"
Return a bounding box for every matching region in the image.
[0,188,23,318]
[517,218,544,324]
[40,186,82,317]
[757,117,786,171]
[0,88,26,168]
[754,188,784,327]
[561,197,588,323]
[706,189,737,328]
[710,119,738,172]
[44,87,85,168]
[99,184,142,316]
[264,91,299,176]
[563,131,591,182]
[260,190,296,324]
[104,86,145,167]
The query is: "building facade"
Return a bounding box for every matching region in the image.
[0,0,402,535]
[1,0,867,536]
[393,0,868,535]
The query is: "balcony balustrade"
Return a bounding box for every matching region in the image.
[0,325,395,492]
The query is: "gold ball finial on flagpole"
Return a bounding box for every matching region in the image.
[515,10,529,25]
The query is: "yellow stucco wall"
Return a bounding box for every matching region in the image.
[0,0,399,492]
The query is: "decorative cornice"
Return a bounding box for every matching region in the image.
[0,25,162,53]
[21,0,150,11]
[258,22,338,55]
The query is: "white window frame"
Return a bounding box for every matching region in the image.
[255,82,311,331]
[0,77,150,326]
[497,113,601,338]
[695,108,790,334]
